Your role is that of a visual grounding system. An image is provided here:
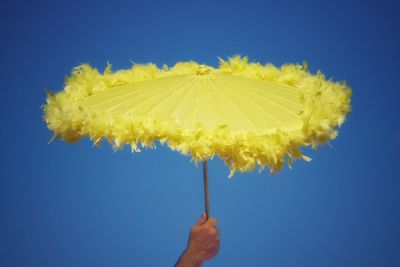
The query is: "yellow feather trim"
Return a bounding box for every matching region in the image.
[42,56,352,176]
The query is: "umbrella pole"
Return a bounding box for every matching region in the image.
[202,160,210,220]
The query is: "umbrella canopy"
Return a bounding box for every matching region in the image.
[43,56,351,176]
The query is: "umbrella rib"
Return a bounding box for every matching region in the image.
[84,77,180,109]
[104,87,169,113]
[235,75,299,97]
[225,76,302,110]
[98,77,187,113]
[221,76,301,116]
[220,80,300,130]
[190,79,202,128]
[250,85,302,108]
[205,79,224,129]
[120,77,192,115]
[214,78,274,130]
[229,75,301,103]
[91,89,159,111]
[144,78,198,118]
[223,79,289,128]
[168,79,201,126]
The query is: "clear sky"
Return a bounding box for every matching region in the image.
[1,0,399,266]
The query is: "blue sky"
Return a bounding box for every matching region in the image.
[1,0,399,266]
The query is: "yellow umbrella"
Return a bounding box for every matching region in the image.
[42,55,351,218]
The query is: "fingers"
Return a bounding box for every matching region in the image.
[195,212,218,228]
[205,218,218,228]
[195,212,207,226]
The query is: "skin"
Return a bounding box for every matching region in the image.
[175,212,220,267]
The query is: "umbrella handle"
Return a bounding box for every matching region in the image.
[203,160,210,220]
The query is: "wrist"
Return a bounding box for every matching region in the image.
[181,247,203,267]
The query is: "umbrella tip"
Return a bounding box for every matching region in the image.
[196,65,212,75]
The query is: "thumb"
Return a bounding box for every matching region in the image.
[195,212,207,226]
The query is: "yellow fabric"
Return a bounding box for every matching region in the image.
[42,56,351,176]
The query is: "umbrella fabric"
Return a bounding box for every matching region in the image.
[43,56,351,176]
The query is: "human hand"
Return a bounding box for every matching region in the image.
[187,212,220,263]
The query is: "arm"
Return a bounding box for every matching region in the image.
[175,212,220,267]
